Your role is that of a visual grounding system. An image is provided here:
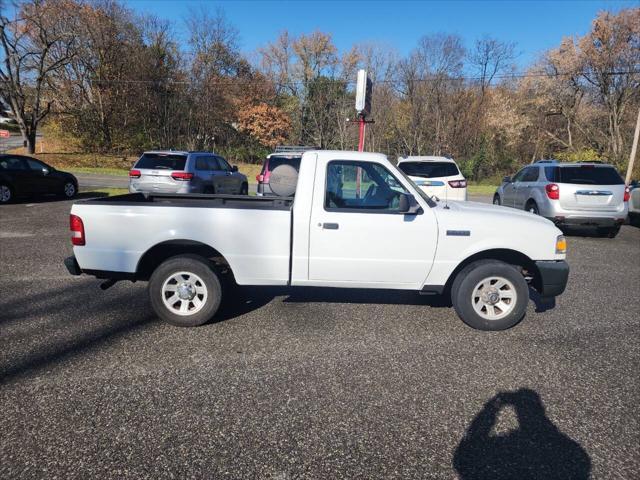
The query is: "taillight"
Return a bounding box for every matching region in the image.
[171,171,193,181]
[624,186,630,202]
[129,169,141,178]
[448,180,467,188]
[70,214,85,246]
[256,174,264,182]
[545,183,560,200]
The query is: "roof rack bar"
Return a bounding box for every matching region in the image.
[274,145,319,153]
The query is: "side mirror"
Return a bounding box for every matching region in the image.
[503,176,511,183]
[398,193,422,215]
[231,165,238,172]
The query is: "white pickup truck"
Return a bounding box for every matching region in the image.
[65,151,569,331]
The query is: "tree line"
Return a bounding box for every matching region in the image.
[1,0,638,180]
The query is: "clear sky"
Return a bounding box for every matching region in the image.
[125,0,636,68]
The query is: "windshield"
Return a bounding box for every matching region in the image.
[397,161,459,178]
[394,164,437,207]
[545,166,624,185]
[135,153,187,170]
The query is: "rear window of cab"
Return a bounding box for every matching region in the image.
[545,166,624,185]
[397,161,459,178]
[135,153,187,170]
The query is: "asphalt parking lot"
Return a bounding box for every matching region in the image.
[1,194,639,479]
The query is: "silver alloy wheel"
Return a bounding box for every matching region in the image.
[64,182,76,197]
[0,185,10,203]
[471,276,517,320]
[161,271,208,316]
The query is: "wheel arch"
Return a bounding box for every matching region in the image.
[136,239,233,281]
[444,248,541,295]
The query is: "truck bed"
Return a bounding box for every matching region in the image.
[71,192,294,285]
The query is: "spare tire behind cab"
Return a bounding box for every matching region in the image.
[269,164,298,197]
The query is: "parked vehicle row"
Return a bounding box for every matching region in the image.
[494,160,629,237]
[66,150,569,332]
[129,151,248,195]
[0,154,78,203]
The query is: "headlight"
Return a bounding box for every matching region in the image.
[555,235,567,254]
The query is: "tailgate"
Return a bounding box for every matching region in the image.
[559,184,624,211]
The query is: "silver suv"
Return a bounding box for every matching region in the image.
[129,151,248,195]
[494,161,629,237]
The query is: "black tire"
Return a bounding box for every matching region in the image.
[0,183,13,204]
[203,186,214,194]
[148,254,222,327]
[596,225,620,238]
[62,181,77,199]
[630,213,640,227]
[493,194,501,205]
[525,200,539,215]
[240,183,248,195]
[451,260,529,331]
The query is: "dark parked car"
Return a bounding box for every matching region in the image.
[0,154,78,204]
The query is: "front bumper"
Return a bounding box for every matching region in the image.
[535,260,569,297]
[64,256,82,276]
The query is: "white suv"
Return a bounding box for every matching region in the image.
[397,156,467,201]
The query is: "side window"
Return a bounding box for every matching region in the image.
[511,168,527,183]
[217,156,231,172]
[195,156,210,171]
[325,161,409,212]
[2,157,27,170]
[544,166,558,182]
[208,156,221,171]
[522,167,539,182]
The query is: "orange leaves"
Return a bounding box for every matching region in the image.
[236,103,291,149]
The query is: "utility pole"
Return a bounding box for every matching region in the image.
[625,106,640,185]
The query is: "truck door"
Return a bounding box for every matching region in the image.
[307,159,438,288]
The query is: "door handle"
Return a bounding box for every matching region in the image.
[322,222,339,230]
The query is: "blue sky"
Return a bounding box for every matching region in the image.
[125,0,636,69]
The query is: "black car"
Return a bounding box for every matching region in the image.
[0,154,78,203]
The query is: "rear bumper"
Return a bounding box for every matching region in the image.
[535,260,569,297]
[546,214,626,227]
[64,256,82,276]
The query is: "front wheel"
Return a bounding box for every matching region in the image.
[451,260,529,331]
[148,255,222,327]
[240,183,248,195]
[493,194,501,205]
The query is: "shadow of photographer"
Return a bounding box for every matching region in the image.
[453,388,591,480]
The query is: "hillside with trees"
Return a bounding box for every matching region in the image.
[1,1,638,180]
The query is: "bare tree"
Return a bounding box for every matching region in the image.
[470,35,516,97]
[0,0,77,153]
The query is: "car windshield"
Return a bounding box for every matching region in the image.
[397,161,459,178]
[546,166,624,185]
[135,153,187,170]
[265,156,301,173]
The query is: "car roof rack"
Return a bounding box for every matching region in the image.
[274,145,319,153]
[535,159,559,164]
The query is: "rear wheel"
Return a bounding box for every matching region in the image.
[240,183,248,195]
[451,260,529,331]
[493,194,501,205]
[62,181,77,199]
[0,184,12,204]
[149,255,222,327]
[525,200,539,215]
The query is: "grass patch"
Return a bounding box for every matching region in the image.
[467,184,498,195]
[69,167,130,176]
[81,187,129,197]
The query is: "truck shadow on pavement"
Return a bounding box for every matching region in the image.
[0,281,156,385]
[453,388,591,480]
